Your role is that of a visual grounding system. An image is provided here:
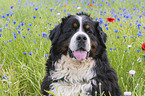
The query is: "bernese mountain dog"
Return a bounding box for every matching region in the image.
[41,13,122,96]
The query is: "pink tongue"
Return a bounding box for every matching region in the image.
[73,50,87,61]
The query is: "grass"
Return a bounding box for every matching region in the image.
[0,0,144,96]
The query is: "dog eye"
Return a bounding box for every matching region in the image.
[73,23,78,28]
[85,25,90,29]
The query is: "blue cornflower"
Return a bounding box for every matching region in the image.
[117,18,120,21]
[35,7,38,11]
[2,75,8,80]
[27,28,30,31]
[137,49,141,52]
[110,48,112,51]
[9,40,12,42]
[6,13,9,16]
[105,27,109,30]
[29,23,32,26]
[123,35,127,38]
[120,24,123,27]
[0,28,2,32]
[13,21,16,24]
[95,18,98,20]
[42,32,47,37]
[45,54,49,57]
[14,36,17,40]
[117,35,119,38]
[12,32,16,35]
[104,23,108,26]
[67,13,70,15]
[114,29,119,33]
[137,33,142,36]
[113,47,117,50]
[129,23,132,26]
[143,26,145,29]
[100,4,103,7]
[23,52,27,55]
[18,31,20,34]
[64,9,66,12]
[2,15,6,18]
[49,8,53,11]
[20,22,24,26]
[23,36,27,38]
[143,55,145,58]
[33,16,36,19]
[0,34,1,37]
[28,52,32,55]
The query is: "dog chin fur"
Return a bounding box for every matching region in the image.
[49,55,95,96]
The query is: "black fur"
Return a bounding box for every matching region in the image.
[41,13,122,96]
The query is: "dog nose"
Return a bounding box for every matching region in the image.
[76,35,87,42]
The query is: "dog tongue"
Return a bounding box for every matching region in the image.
[73,50,87,61]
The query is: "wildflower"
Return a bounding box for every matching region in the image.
[49,8,53,11]
[124,92,131,96]
[6,13,9,16]
[35,7,38,11]
[42,32,47,37]
[9,40,12,42]
[89,4,93,7]
[128,45,132,48]
[29,23,32,26]
[64,5,67,7]
[137,49,141,52]
[18,31,20,34]
[104,23,108,26]
[142,43,145,51]
[77,7,81,10]
[45,54,49,57]
[2,75,8,80]
[117,35,119,38]
[0,28,2,32]
[57,13,60,15]
[110,48,112,51]
[20,22,24,26]
[129,70,136,76]
[23,52,27,55]
[33,16,36,19]
[23,36,27,38]
[137,57,141,62]
[0,34,1,37]
[28,52,32,56]
[13,21,16,24]
[123,35,127,38]
[106,17,116,23]
[143,55,145,58]
[27,28,30,31]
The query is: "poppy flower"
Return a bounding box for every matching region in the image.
[142,42,145,51]
[106,17,116,23]
[89,4,93,7]
[64,5,67,7]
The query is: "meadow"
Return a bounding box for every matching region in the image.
[0,0,144,96]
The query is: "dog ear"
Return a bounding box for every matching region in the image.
[94,21,107,48]
[49,24,61,45]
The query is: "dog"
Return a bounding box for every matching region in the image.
[41,13,122,96]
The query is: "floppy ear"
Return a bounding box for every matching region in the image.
[94,21,107,48]
[49,24,61,45]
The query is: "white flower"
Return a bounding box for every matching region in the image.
[124,91,131,96]
[128,45,132,48]
[77,7,81,10]
[137,57,141,62]
[129,70,136,75]
[57,13,60,15]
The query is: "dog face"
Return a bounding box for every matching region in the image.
[49,13,107,61]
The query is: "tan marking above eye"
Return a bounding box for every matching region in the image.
[85,25,90,29]
[73,23,77,27]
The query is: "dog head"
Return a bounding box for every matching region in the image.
[49,13,107,61]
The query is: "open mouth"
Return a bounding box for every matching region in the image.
[68,48,90,61]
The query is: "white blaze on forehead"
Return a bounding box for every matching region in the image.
[69,15,91,52]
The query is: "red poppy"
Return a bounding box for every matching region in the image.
[64,5,67,7]
[106,17,116,23]
[142,42,145,51]
[89,4,93,7]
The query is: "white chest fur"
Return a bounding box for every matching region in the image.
[49,55,95,96]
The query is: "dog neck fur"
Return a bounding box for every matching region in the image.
[49,55,96,96]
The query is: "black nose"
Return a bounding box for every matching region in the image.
[76,35,87,42]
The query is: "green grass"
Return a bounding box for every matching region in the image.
[0,0,144,96]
